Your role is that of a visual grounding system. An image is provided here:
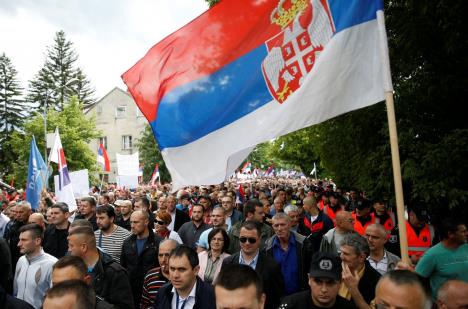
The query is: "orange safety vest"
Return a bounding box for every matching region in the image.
[375,211,395,232]
[323,205,342,226]
[353,213,376,235]
[406,221,433,258]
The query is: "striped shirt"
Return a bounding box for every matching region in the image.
[140,267,168,309]
[94,225,131,264]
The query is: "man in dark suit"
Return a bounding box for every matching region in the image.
[221,221,284,309]
[220,195,243,231]
[166,195,190,232]
[154,245,216,309]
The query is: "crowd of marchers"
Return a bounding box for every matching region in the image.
[0,177,467,309]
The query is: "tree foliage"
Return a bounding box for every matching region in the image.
[0,53,26,176]
[137,125,171,183]
[6,96,101,186]
[27,30,95,111]
[265,0,467,210]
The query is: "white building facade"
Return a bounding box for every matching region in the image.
[87,87,148,182]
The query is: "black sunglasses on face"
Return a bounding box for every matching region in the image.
[156,220,166,225]
[239,237,257,244]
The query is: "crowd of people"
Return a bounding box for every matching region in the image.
[0,177,467,309]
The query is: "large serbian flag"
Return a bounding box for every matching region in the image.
[97,144,110,172]
[49,128,77,212]
[122,0,391,189]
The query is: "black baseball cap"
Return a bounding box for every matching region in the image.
[355,199,372,210]
[308,252,342,281]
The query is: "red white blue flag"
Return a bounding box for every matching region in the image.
[49,128,77,212]
[97,144,110,172]
[122,0,389,189]
[150,163,160,185]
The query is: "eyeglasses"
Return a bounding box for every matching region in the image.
[239,237,257,244]
[156,220,166,225]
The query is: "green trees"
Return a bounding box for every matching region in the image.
[27,30,95,111]
[137,125,171,183]
[0,53,26,176]
[7,97,101,186]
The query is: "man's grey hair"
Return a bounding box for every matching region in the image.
[284,204,298,215]
[272,212,291,222]
[16,201,32,209]
[340,233,370,257]
[159,238,178,248]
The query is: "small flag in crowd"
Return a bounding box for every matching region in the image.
[97,144,110,172]
[150,163,160,185]
[49,128,77,212]
[240,161,252,174]
[122,0,388,189]
[26,136,48,210]
[265,165,275,176]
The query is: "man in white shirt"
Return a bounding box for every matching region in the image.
[364,223,400,275]
[95,205,131,263]
[153,245,216,309]
[13,223,57,309]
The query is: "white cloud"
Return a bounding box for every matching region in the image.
[0,0,208,98]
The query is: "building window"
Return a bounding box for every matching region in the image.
[115,105,126,118]
[97,105,103,115]
[99,137,107,149]
[122,135,132,150]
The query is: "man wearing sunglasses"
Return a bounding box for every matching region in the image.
[222,221,284,309]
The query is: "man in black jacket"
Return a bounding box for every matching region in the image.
[278,252,355,308]
[154,245,215,309]
[265,213,310,295]
[166,195,190,232]
[222,221,284,309]
[4,201,30,271]
[121,210,162,308]
[43,202,70,258]
[339,233,381,308]
[68,226,134,309]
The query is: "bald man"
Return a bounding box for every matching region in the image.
[121,210,162,308]
[68,226,134,309]
[437,280,468,309]
[28,213,46,230]
[320,211,356,254]
[365,224,400,274]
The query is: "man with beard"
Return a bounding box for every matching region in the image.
[94,205,131,263]
[178,204,211,249]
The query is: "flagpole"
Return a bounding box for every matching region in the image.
[377,11,409,264]
[99,173,105,194]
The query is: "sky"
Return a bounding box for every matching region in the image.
[0,0,209,99]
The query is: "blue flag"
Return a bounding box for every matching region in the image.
[26,136,48,210]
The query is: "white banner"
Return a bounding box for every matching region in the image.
[116,175,139,189]
[54,169,90,199]
[116,152,139,176]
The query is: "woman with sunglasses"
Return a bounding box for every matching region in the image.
[154,211,183,244]
[198,227,230,284]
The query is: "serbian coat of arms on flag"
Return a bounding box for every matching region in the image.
[262,0,335,103]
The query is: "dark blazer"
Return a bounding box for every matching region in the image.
[93,251,134,309]
[357,261,381,305]
[120,229,162,307]
[265,232,310,292]
[154,277,216,309]
[222,251,285,309]
[174,209,190,232]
